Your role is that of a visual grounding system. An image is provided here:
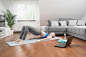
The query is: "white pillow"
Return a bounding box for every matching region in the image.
[69,20,77,26]
[77,20,85,26]
[51,21,59,26]
[59,21,67,26]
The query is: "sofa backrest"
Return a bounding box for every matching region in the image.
[69,18,81,20]
[59,18,69,21]
[47,18,86,26]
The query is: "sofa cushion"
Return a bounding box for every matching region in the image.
[67,26,76,32]
[68,20,77,26]
[77,20,85,26]
[76,27,80,35]
[45,26,67,32]
[73,26,86,35]
[80,28,86,35]
[51,21,59,26]
[67,27,72,32]
[80,36,86,40]
[71,27,76,34]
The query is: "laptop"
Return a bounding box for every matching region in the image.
[54,36,73,48]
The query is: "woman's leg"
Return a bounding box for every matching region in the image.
[26,26,42,35]
[22,26,42,40]
[17,26,29,44]
[19,26,26,39]
[22,26,29,40]
[17,26,42,44]
[15,26,26,42]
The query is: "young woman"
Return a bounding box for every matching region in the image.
[15,26,55,44]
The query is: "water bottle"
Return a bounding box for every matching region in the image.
[64,33,66,40]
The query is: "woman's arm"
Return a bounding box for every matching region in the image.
[35,35,52,42]
[29,35,42,39]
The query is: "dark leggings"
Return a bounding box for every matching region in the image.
[19,26,42,40]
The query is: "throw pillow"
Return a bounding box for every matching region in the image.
[77,20,85,26]
[59,21,67,26]
[68,20,77,26]
[51,21,59,26]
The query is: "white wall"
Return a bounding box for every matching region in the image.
[0,0,11,10]
[0,0,5,11]
[1,0,86,27]
[39,0,86,26]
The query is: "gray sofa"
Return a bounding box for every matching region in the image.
[67,26,86,40]
[45,18,86,41]
[45,18,69,34]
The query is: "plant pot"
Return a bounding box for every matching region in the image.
[5,22,9,28]
[10,30,13,35]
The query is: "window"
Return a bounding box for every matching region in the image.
[17,2,35,20]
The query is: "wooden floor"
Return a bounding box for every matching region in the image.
[0,33,86,57]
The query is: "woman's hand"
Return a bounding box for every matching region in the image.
[35,40,40,42]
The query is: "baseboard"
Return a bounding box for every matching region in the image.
[14,31,21,33]
[55,34,69,36]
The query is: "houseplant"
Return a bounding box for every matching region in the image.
[4,10,16,35]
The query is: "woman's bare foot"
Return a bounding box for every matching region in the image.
[17,40,25,44]
[28,38,33,40]
[14,39,21,42]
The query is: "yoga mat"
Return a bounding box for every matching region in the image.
[6,37,61,46]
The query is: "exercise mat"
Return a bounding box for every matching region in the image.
[6,37,61,46]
